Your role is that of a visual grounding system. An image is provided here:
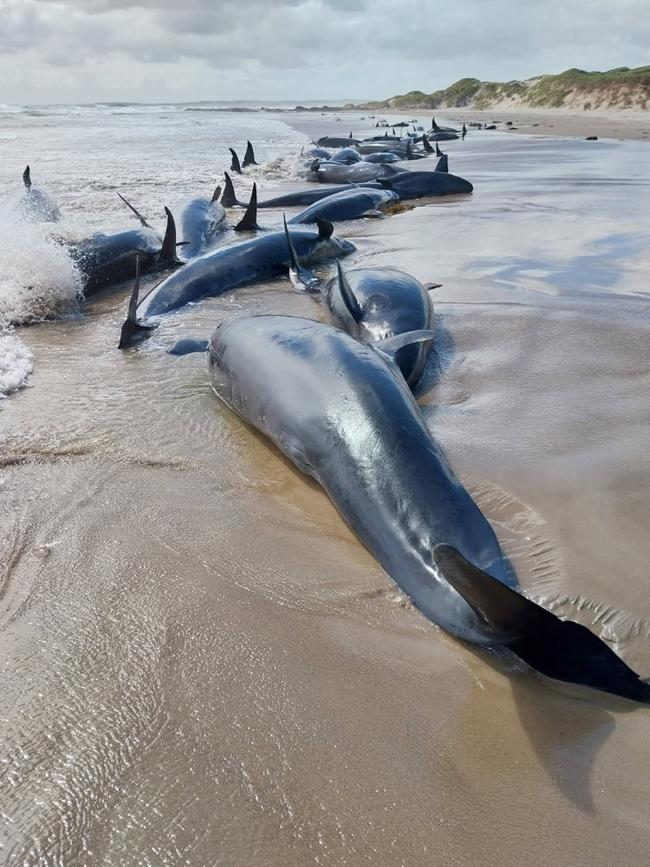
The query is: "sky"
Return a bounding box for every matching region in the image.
[1,0,648,104]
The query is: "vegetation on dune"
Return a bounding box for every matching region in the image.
[362,67,650,111]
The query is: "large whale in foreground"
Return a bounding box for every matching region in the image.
[176,315,650,703]
[118,220,354,346]
[180,185,227,259]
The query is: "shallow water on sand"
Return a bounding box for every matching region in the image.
[1,110,650,866]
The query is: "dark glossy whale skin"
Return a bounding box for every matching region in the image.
[317,162,397,184]
[326,147,362,165]
[381,170,473,199]
[70,228,164,295]
[137,228,355,319]
[195,314,650,701]
[317,136,362,147]
[208,314,510,642]
[363,151,401,164]
[288,189,398,225]
[322,267,434,386]
[254,183,381,209]
[180,196,227,260]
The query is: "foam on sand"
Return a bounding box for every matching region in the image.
[0,328,33,399]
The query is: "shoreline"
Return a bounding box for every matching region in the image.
[288,106,650,142]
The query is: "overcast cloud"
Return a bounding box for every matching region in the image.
[1,0,648,103]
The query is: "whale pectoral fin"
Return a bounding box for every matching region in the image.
[336,260,364,322]
[432,545,650,703]
[117,191,153,230]
[234,184,261,232]
[283,215,319,293]
[374,329,436,360]
[167,339,209,356]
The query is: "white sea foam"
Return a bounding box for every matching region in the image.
[0,328,33,399]
[0,205,83,325]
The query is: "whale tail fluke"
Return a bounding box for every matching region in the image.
[221,172,242,207]
[23,165,31,189]
[283,215,319,293]
[229,148,242,174]
[234,184,261,232]
[118,254,157,349]
[242,140,258,167]
[433,545,650,704]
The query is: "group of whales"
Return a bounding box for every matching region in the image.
[16,125,650,704]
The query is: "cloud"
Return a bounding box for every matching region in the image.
[1,0,648,103]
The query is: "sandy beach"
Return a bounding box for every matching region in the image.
[1,107,650,866]
[359,107,650,142]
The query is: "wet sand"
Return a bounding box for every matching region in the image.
[2,117,650,866]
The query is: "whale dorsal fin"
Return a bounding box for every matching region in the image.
[283,215,319,292]
[374,329,436,359]
[229,148,242,174]
[211,185,222,203]
[336,260,363,322]
[431,544,650,703]
[234,184,260,232]
[406,139,413,160]
[315,217,333,240]
[23,165,31,189]
[160,206,181,265]
[221,172,241,207]
[168,338,209,356]
[431,116,439,131]
[421,135,433,154]
[242,140,258,167]
[435,154,448,173]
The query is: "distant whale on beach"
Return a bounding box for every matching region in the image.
[172,314,650,704]
[288,188,399,225]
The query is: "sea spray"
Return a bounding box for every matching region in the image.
[0,326,33,399]
[0,202,83,325]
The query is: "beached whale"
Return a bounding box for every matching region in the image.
[317,136,362,148]
[322,263,437,387]
[17,166,61,222]
[180,186,227,260]
[317,161,399,184]
[379,170,473,199]
[288,188,398,225]
[173,314,650,704]
[326,147,362,165]
[118,220,354,346]
[307,147,332,159]
[70,207,180,295]
[362,152,401,164]
[220,173,381,209]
